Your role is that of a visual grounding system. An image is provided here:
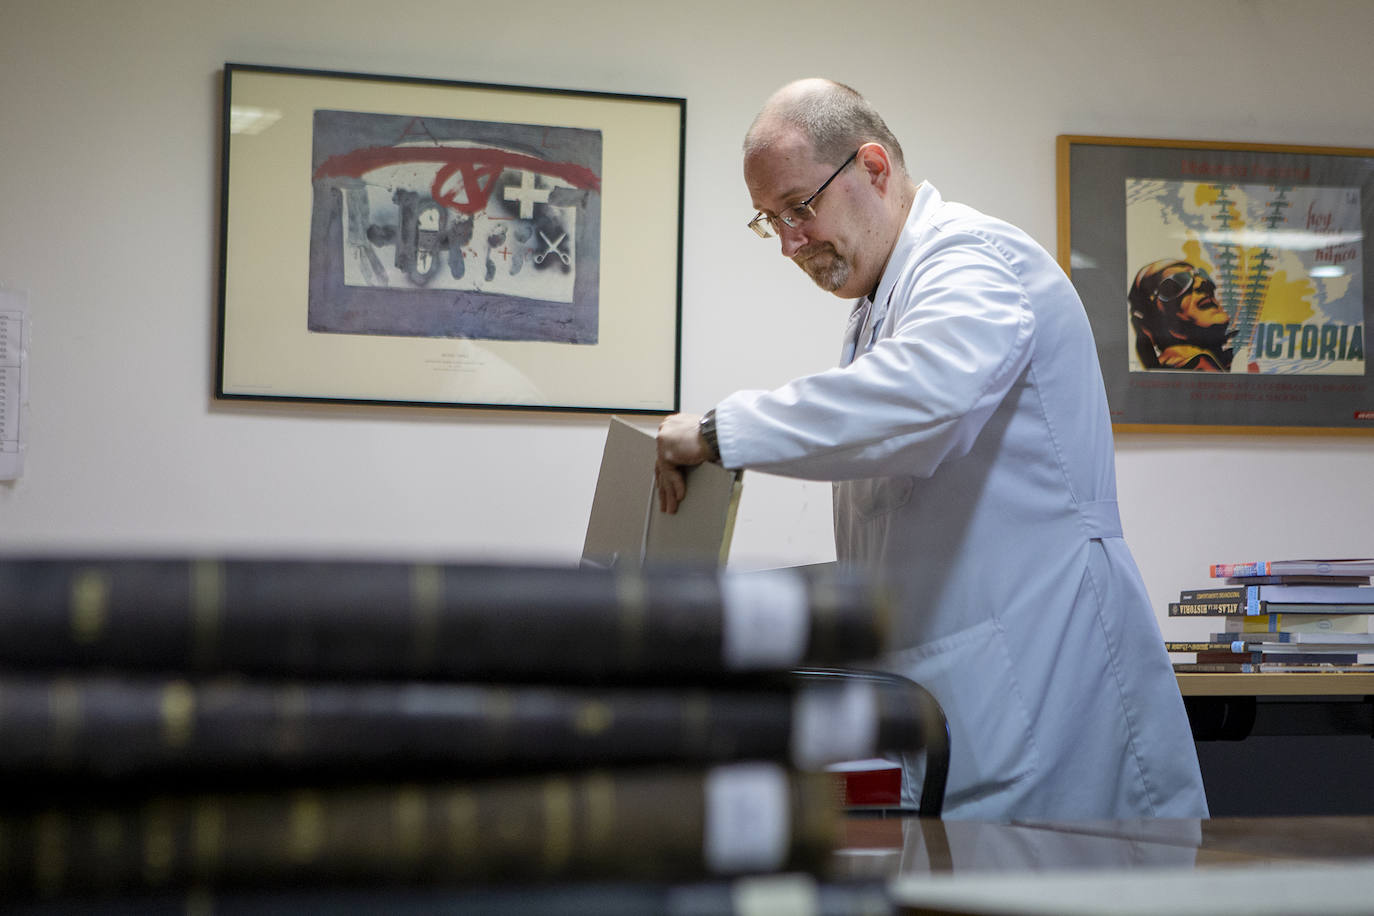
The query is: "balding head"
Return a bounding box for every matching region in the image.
[741,80,916,300]
[745,78,907,174]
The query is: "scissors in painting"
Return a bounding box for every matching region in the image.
[535,231,570,265]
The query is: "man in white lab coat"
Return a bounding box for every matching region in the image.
[656,78,1208,820]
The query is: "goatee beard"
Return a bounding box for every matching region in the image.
[796,245,851,292]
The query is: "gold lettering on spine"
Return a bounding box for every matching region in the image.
[190,800,224,881]
[394,787,426,868]
[482,689,514,758]
[574,700,614,736]
[190,561,224,667]
[443,790,479,868]
[161,681,195,750]
[70,568,109,645]
[541,779,574,873]
[142,800,176,886]
[288,793,324,863]
[34,811,67,896]
[410,565,442,672]
[614,570,647,669]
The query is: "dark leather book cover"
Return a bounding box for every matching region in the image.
[0,875,897,916]
[0,558,889,681]
[0,764,838,900]
[0,671,933,792]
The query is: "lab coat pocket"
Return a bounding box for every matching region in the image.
[842,475,913,520]
[886,617,1038,812]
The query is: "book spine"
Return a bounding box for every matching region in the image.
[1209,561,1374,579]
[1194,649,1358,665]
[1210,632,1374,648]
[1165,641,1236,652]
[0,674,934,788]
[1177,586,1258,614]
[1174,662,1374,673]
[1222,613,1373,634]
[0,675,761,785]
[1251,585,1374,604]
[1169,599,1243,617]
[1223,613,1287,633]
[0,873,882,916]
[1171,597,1371,617]
[0,764,838,899]
[1206,633,1294,645]
[1173,662,1262,673]
[0,560,887,680]
[1163,640,1363,654]
[5,675,930,787]
[1223,575,1371,586]
[1178,587,1246,601]
[1248,603,1374,615]
[1209,561,1270,578]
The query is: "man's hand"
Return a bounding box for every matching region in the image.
[655,412,706,514]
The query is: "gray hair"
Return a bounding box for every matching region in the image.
[745,79,907,172]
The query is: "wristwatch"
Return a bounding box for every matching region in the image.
[698,409,721,463]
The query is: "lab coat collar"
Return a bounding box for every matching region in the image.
[842,182,941,363]
[839,297,869,366]
[869,181,941,324]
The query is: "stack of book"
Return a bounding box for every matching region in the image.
[0,557,926,910]
[1166,558,1374,673]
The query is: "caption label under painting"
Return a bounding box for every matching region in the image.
[308,109,602,344]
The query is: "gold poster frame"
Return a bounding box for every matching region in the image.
[1057,134,1374,435]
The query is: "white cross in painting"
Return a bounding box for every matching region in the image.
[503,171,552,219]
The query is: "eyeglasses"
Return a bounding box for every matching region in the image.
[1156,267,1214,302]
[747,149,860,239]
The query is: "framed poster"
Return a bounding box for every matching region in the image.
[217,63,685,413]
[1057,135,1374,433]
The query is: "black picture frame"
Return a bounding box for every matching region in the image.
[217,63,685,414]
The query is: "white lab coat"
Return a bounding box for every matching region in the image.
[714,184,1208,821]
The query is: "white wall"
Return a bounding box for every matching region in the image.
[2,1,1371,641]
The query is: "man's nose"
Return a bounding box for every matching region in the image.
[778,223,807,257]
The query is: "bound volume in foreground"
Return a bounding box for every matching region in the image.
[0,558,888,681]
[0,672,929,789]
[0,556,912,902]
[0,764,837,899]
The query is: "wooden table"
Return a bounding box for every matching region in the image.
[1177,672,1374,697]
[1178,672,1374,739]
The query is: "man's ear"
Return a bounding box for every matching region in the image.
[856,142,892,193]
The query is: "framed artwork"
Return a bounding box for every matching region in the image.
[1057,135,1374,433]
[217,63,685,413]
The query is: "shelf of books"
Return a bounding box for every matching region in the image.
[1167,558,1374,695]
